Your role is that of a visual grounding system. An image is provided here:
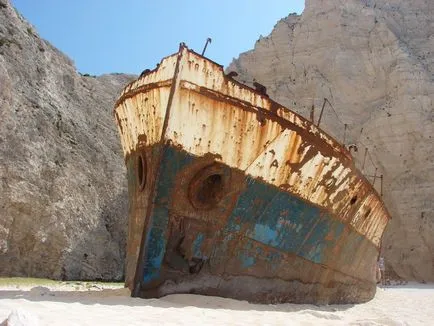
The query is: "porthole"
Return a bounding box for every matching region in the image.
[188,164,228,210]
[137,154,147,191]
[350,195,357,205]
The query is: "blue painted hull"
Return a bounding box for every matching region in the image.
[126,145,378,304]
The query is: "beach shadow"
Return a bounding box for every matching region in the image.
[0,286,355,314]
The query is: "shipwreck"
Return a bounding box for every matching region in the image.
[113,44,391,304]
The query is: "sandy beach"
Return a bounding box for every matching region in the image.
[0,279,433,325]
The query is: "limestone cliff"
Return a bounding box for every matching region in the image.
[228,0,433,281]
[0,0,135,280]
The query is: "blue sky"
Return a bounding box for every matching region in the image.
[11,1,304,76]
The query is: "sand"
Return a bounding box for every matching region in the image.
[0,280,433,325]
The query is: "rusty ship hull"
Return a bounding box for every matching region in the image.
[114,45,391,304]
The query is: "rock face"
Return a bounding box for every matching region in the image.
[228,0,433,281]
[0,0,135,280]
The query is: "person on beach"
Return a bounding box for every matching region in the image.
[378,256,386,286]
